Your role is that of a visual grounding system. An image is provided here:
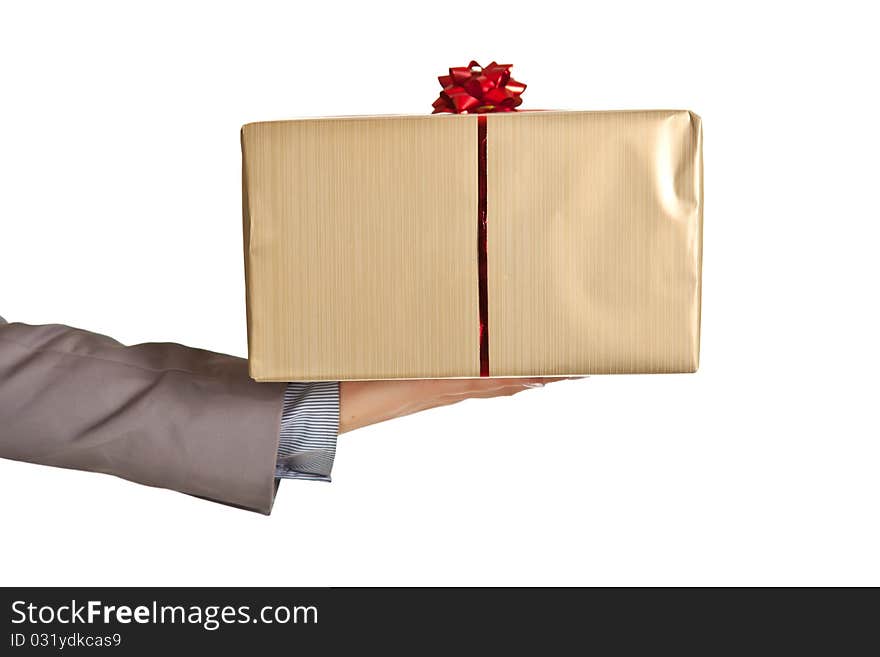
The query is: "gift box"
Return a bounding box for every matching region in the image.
[241,108,702,381]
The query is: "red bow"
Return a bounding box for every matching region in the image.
[432,61,526,114]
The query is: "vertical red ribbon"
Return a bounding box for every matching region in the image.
[433,62,526,377]
[477,115,489,376]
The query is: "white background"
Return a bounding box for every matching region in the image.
[1,1,878,586]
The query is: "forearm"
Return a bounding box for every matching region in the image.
[0,317,556,513]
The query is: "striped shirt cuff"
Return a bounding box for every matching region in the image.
[275,381,340,481]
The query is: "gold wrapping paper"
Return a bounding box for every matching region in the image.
[241,110,702,381]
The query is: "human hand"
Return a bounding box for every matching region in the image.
[339,378,570,434]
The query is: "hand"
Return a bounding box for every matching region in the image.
[339,378,568,433]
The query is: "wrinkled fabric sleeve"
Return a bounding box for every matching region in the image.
[0,319,286,514]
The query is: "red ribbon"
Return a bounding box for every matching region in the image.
[433,62,526,376]
[477,116,489,376]
[432,61,526,114]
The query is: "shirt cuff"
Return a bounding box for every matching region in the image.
[275,381,340,481]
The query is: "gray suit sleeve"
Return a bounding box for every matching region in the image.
[0,318,287,513]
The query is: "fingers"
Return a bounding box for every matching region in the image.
[415,376,582,407]
[459,376,575,396]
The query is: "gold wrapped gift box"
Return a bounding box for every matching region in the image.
[241,110,703,381]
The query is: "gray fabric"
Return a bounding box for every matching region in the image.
[0,320,286,513]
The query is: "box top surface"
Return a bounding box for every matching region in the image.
[242,109,700,132]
